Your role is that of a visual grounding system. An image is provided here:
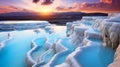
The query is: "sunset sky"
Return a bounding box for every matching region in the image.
[0,0,120,14]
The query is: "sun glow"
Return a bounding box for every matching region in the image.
[35,6,53,15]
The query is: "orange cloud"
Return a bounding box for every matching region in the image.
[100,0,112,4]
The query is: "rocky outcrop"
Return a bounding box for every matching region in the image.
[109,44,120,67]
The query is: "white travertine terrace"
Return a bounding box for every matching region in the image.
[108,12,120,18]
[26,38,40,67]
[43,38,68,67]
[53,14,119,67]
[0,13,118,67]
[55,47,82,67]
[100,17,120,49]
[0,21,49,24]
[66,22,73,36]
[0,21,50,30]
[70,26,87,47]
[106,13,120,67]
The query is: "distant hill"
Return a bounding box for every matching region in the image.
[0,12,108,25]
[0,12,38,17]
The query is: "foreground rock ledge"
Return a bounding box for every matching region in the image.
[109,44,120,67]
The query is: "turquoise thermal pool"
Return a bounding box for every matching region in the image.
[0,30,40,67]
[77,39,115,67]
[0,24,115,67]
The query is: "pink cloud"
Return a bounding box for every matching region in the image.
[56,0,120,13]
[0,4,28,14]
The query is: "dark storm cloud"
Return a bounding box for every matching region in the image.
[41,0,54,5]
[32,0,54,5]
[33,0,40,3]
